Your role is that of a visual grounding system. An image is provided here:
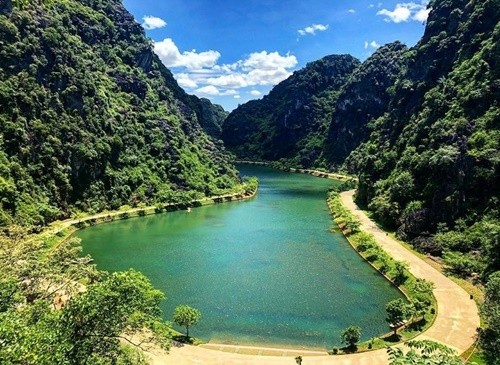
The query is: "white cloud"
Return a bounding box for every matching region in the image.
[204,51,297,88]
[234,95,241,99]
[298,23,329,36]
[153,38,298,102]
[377,2,430,23]
[348,9,356,13]
[195,85,220,96]
[175,73,198,89]
[246,67,293,86]
[142,16,167,30]
[369,4,375,8]
[413,8,431,22]
[242,51,298,71]
[364,40,381,49]
[154,38,221,70]
[206,74,248,88]
[250,90,261,96]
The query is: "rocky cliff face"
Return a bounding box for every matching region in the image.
[324,42,408,168]
[0,0,239,226]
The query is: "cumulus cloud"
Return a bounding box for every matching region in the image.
[241,51,297,71]
[298,23,329,36]
[154,38,221,70]
[250,90,262,96]
[206,74,248,88]
[348,9,356,13]
[175,73,198,89]
[365,40,381,49]
[142,16,167,30]
[195,85,220,96]
[377,2,430,23]
[153,38,298,101]
[413,8,431,22]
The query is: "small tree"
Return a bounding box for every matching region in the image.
[295,355,303,364]
[386,299,410,335]
[391,261,409,286]
[173,305,201,337]
[341,325,361,349]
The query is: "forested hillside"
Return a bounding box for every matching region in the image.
[222,54,360,166]
[348,0,499,279]
[0,0,239,229]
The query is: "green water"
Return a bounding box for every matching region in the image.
[78,165,404,349]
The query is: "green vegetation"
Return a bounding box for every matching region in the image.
[388,340,463,365]
[479,271,500,365]
[0,228,172,364]
[348,0,499,285]
[173,305,201,338]
[0,0,239,230]
[340,325,361,349]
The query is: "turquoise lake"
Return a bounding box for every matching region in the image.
[78,165,404,349]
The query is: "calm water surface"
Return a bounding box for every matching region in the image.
[78,165,404,349]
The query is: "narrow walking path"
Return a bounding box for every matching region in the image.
[145,190,480,365]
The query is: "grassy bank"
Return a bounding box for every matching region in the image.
[327,191,437,353]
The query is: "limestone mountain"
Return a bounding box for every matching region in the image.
[0,0,239,227]
[222,54,361,166]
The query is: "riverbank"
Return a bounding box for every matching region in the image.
[235,160,356,181]
[42,185,258,251]
[339,190,480,353]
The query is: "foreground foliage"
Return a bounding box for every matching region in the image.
[0,228,172,364]
[173,304,201,338]
[340,325,361,349]
[387,340,463,365]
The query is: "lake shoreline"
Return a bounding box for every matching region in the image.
[235,160,356,181]
[42,186,258,252]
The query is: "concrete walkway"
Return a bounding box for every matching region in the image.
[146,190,479,364]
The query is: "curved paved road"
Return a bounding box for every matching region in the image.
[147,190,479,364]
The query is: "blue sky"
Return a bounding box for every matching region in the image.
[123,0,429,111]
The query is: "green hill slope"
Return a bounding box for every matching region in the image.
[0,0,239,227]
